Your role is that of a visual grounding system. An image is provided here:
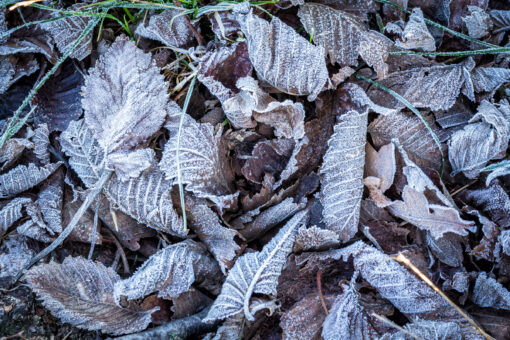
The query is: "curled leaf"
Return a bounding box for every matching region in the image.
[0,162,61,198]
[293,225,340,252]
[135,10,194,48]
[395,7,436,51]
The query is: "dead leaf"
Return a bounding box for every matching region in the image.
[0,162,61,198]
[293,225,340,252]
[135,9,195,48]
[472,272,510,310]
[463,5,492,38]
[0,197,32,237]
[460,181,510,228]
[396,7,436,51]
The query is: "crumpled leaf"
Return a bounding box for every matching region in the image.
[186,197,242,274]
[320,108,368,242]
[322,279,380,340]
[33,123,50,165]
[0,162,62,198]
[490,9,510,33]
[160,110,237,212]
[235,5,329,101]
[25,256,156,335]
[106,148,155,181]
[280,293,334,340]
[32,60,83,132]
[204,210,308,322]
[463,5,492,39]
[426,233,464,267]
[460,182,510,228]
[358,30,393,80]
[396,7,436,51]
[82,35,168,153]
[114,240,222,302]
[135,9,194,48]
[368,58,476,112]
[500,230,510,256]
[0,55,38,95]
[0,197,32,237]
[471,66,510,95]
[61,119,186,236]
[224,77,305,138]
[42,4,93,60]
[298,3,366,66]
[0,137,33,171]
[0,235,33,288]
[380,319,462,340]
[448,100,510,179]
[472,272,510,310]
[293,225,340,252]
[208,11,242,40]
[334,241,461,320]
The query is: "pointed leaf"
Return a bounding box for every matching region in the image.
[236,5,329,101]
[0,197,32,237]
[135,9,194,48]
[114,240,221,302]
[0,162,61,198]
[320,109,367,242]
[25,256,155,335]
[82,35,168,152]
[395,7,436,51]
[463,6,492,39]
[204,210,308,322]
[33,123,50,165]
[471,67,510,95]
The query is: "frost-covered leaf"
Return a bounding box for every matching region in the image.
[32,60,83,132]
[320,109,367,242]
[82,35,168,152]
[322,279,380,340]
[0,55,38,95]
[396,8,436,51]
[0,137,33,171]
[42,4,93,61]
[107,148,155,181]
[160,111,236,211]
[365,143,396,194]
[0,7,8,44]
[224,77,306,138]
[280,294,334,340]
[461,182,510,228]
[490,9,510,32]
[298,3,366,66]
[25,256,155,335]
[448,100,510,179]
[204,210,308,322]
[336,241,460,320]
[61,119,185,236]
[187,197,242,274]
[135,9,194,48]
[485,160,510,186]
[500,230,510,256]
[463,6,492,39]
[236,6,329,101]
[368,58,475,112]
[114,240,221,302]
[293,225,340,252]
[0,235,33,288]
[0,197,32,237]
[471,67,510,95]
[0,162,62,198]
[33,123,50,165]
[426,233,464,267]
[358,30,393,79]
[380,319,462,340]
[472,272,510,310]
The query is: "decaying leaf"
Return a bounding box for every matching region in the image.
[449,100,510,179]
[204,210,308,322]
[235,5,329,101]
[26,257,156,335]
[472,272,510,310]
[298,3,366,66]
[0,162,61,198]
[471,66,510,96]
[114,240,221,302]
[160,110,236,211]
[396,7,436,51]
[461,182,510,228]
[364,142,396,195]
[358,30,393,80]
[463,6,492,39]
[322,278,380,340]
[426,232,464,267]
[368,58,476,112]
[82,35,168,153]
[0,137,33,171]
[320,109,368,242]
[0,235,33,288]
[500,230,510,256]
[0,197,32,237]
[135,10,194,48]
[106,148,155,181]
[61,119,186,236]
[42,4,93,60]
[0,55,38,95]
[293,225,340,252]
[33,123,50,165]
[380,319,462,340]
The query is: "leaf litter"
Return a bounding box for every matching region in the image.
[0,0,510,339]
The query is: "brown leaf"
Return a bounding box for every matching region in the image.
[460,182,510,228]
[135,9,195,48]
[365,142,396,193]
[293,225,340,252]
[364,221,409,254]
[395,7,436,51]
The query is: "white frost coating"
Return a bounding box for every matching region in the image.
[293,225,340,252]
[107,148,155,181]
[204,210,308,323]
[135,9,194,48]
[114,240,221,303]
[25,256,156,335]
[160,112,237,212]
[358,30,393,79]
[379,319,462,340]
[0,197,32,236]
[0,162,62,198]
[236,5,328,101]
[0,235,33,283]
[463,6,493,39]
[500,230,510,256]
[471,67,510,94]
[298,3,366,66]
[82,35,168,153]
[449,100,510,179]
[320,109,367,242]
[33,124,50,165]
[472,272,510,310]
[322,278,378,340]
[395,8,436,52]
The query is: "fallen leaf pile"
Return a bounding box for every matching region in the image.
[1,0,510,339]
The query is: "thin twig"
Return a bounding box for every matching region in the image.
[395,253,494,340]
[104,225,130,274]
[8,0,43,10]
[317,270,329,315]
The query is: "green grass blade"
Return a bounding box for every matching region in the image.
[389,47,510,57]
